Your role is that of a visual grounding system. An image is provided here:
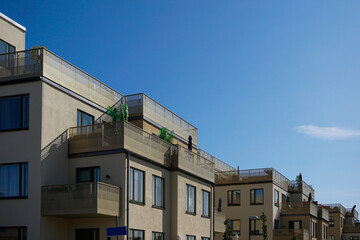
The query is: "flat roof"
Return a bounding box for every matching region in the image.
[0,12,26,32]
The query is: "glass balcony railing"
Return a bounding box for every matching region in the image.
[215,168,290,190]
[198,149,236,172]
[289,180,315,199]
[273,228,310,240]
[69,121,214,182]
[42,182,120,217]
[121,94,198,146]
[323,203,347,215]
[0,48,123,108]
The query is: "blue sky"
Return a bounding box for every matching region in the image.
[3,1,360,208]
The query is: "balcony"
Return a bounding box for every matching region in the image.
[198,149,236,172]
[215,168,290,190]
[171,145,215,182]
[318,206,329,221]
[0,49,122,108]
[121,94,198,146]
[214,212,226,233]
[281,202,318,217]
[69,121,214,182]
[323,203,346,215]
[289,180,315,199]
[42,182,120,217]
[273,228,310,240]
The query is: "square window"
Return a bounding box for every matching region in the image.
[250,189,264,205]
[0,163,28,198]
[129,229,144,240]
[228,190,240,206]
[0,95,29,131]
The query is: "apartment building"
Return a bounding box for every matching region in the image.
[214,168,332,240]
[0,13,219,240]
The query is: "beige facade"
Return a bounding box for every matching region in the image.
[0,12,26,51]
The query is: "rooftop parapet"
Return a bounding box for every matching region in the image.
[289,180,315,199]
[215,168,290,190]
[346,208,359,220]
[323,204,347,215]
[0,48,123,108]
[198,149,235,172]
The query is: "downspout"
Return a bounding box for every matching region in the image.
[127,151,130,239]
[212,183,215,240]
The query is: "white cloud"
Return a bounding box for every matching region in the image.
[295,125,360,140]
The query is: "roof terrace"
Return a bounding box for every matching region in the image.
[0,48,123,108]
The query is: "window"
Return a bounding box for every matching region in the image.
[311,222,318,238]
[330,236,335,240]
[350,237,360,240]
[229,219,241,235]
[130,168,144,204]
[186,184,196,214]
[152,232,164,240]
[289,221,302,229]
[0,39,15,68]
[323,225,328,240]
[76,228,99,240]
[274,220,280,229]
[0,95,29,131]
[228,190,240,206]
[186,235,195,240]
[281,193,287,203]
[0,227,26,240]
[76,167,100,183]
[329,216,334,226]
[250,219,262,235]
[341,217,344,228]
[250,189,264,205]
[0,163,28,198]
[201,238,210,240]
[129,229,144,240]
[202,190,210,217]
[274,190,279,207]
[152,175,164,208]
[77,110,94,134]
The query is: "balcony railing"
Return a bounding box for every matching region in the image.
[121,93,198,146]
[289,180,315,199]
[281,202,318,217]
[172,145,215,182]
[215,168,290,189]
[214,212,226,233]
[318,206,329,221]
[69,121,214,182]
[198,149,236,172]
[42,182,120,217]
[273,228,310,240]
[323,203,346,215]
[0,49,123,108]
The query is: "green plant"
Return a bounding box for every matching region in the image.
[260,212,268,240]
[159,127,174,144]
[106,104,128,121]
[223,219,233,240]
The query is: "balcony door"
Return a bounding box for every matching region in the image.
[75,228,99,240]
[76,167,100,183]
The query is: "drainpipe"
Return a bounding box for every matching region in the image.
[127,151,130,239]
[212,183,215,240]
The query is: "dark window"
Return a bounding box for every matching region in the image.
[76,167,100,183]
[250,189,264,205]
[311,222,318,238]
[329,216,334,227]
[350,237,360,240]
[186,184,196,214]
[201,238,210,240]
[229,219,241,235]
[274,220,280,229]
[202,190,210,217]
[250,219,262,235]
[281,193,288,203]
[0,163,28,198]
[0,39,15,68]
[0,227,26,240]
[152,232,164,240]
[0,95,29,131]
[77,110,94,134]
[274,190,279,207]
[75,228,99,240]
[129,229,144,240]
[186,235,196,240]
[130,168,144,204]
[228,190,240,206]
[152,175,164,208]
[289,221,302,229]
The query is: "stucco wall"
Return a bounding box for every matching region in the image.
[0,15,26,51]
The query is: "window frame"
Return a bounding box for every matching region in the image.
[229,219,241,235]
[186,184,196,215]
[186,235,196,240]
[201,189,210,218]
[274,189,279,207]
[76,166,100,183]
[152,175,165,209]
[130,167,145,205]
[0,226,27,240]
[152,231,164,240]
[227,189,241,206]
[0,162,28,199]
[77,109,94,126]
[0,94,29,132]
[129,229,144,240]
[201,237,210,240]
[250,219,262,235]
[250,188,264,205]
[329,216,334,227]
[75,228,99,240]
[0,39,16,69]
